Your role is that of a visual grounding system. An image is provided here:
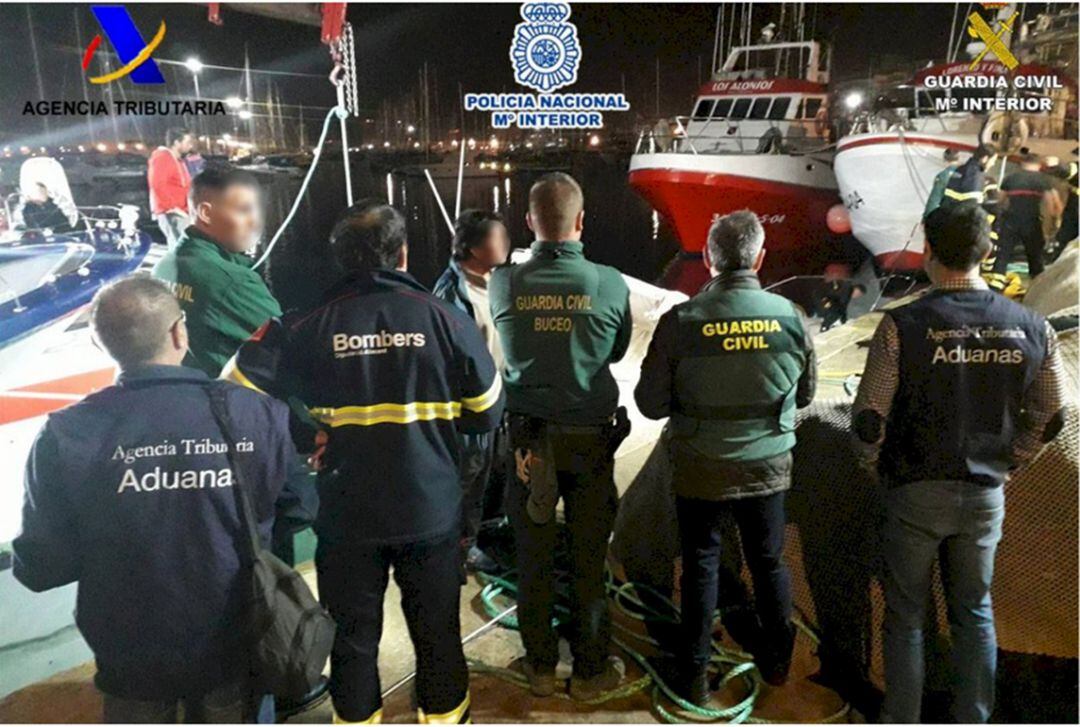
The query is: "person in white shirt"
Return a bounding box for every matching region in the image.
[432,210,511,573]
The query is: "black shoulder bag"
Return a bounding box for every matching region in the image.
[207,383,336,700]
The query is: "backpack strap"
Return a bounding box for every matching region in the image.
[204,381,263,566]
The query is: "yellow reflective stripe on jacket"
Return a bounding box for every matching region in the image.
[418,693,471,724]
[333,708,383,724]
[220,356,266,394]
[462,375,502,413]
[311,401,463,427]
[944,188,984,202]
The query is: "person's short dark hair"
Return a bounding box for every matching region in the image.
[923,203,991,271]
[943,148,960,163]
[191,164,259,205]
[1019,152,1041,166]
[707,210,765,272]
[528,172,583,241]
[166,127,193,147]
[91,275,182,369]
[330,199,406,271]
[973,145,992,162]
[452,209,504,262]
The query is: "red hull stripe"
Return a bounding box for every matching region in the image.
[697,78,828,97]
[837,136,979,154]
[629,167,836,195]
[0,367,115,425]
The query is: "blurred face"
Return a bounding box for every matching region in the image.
[176,134,196,156]
[471,221,510,270]
[194,183,263,253]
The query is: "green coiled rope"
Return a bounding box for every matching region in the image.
[472,570,851,724]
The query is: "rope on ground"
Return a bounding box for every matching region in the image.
[470,571,851,723]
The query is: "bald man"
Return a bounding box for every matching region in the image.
[490,172,632,701]
[13,276,294,723]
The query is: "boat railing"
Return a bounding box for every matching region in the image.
[635,116,832,156]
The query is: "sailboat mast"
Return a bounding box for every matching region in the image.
[26,6,50,137]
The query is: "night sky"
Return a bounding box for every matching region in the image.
[0,2,957,146]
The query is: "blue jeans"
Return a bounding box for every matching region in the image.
[882,481,1004,723]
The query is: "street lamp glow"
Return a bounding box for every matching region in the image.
[844,92,864,110]
[406,125,416,134]
[238,109,253,120]
[184,57,204,74]
[589,134,601,147]
[225,96,244,110]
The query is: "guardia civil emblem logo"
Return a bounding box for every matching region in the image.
[510,2,581,93]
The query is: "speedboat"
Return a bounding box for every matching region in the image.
[0,157,151,368]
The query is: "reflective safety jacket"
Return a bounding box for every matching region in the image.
[635,271,816,499]
[225,268,504,546]
[490,241,632,425]
[153,228,283,376]
[924,163,960,218]
[940,156,986,207]
[13,365,293,700]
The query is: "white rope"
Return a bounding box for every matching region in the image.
[252,105,342,270]
[424,168,455,235]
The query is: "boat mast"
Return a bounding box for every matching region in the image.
[73,8,96,144]
[712,5,723,76]
[26,6,50,137]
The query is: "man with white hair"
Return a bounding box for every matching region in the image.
[636,210,817,705]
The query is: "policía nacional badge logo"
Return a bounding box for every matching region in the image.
[510,2,581,93]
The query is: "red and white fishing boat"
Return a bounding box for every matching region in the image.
[834,6,1078,272]
[629,38,841,294]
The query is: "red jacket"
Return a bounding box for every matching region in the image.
[147,147,191,216]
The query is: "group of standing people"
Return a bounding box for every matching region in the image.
[924,144,1078,291]
[10,125,1067,725]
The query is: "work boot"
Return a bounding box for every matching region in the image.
[515,658,557,697]
[569,656,625,702]
[757,622,796,687]
[464,545,500,575]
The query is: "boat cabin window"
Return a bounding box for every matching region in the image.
[801,97,823,119]
[692,98,716,119]
[767,97,792,120]
[712,98,734,118]
[914,88,946,116]
[749,97,772,119]
[730,98,752,119]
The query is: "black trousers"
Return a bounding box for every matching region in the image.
[316,535,469,722]
[461,426,509,550]
[676,492,792,669]
[994,215,1046,277]
[507,427,618,678]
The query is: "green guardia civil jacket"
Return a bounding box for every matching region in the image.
[153,228,282,376]
[635,270,817,500]
[490,240,632,425]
